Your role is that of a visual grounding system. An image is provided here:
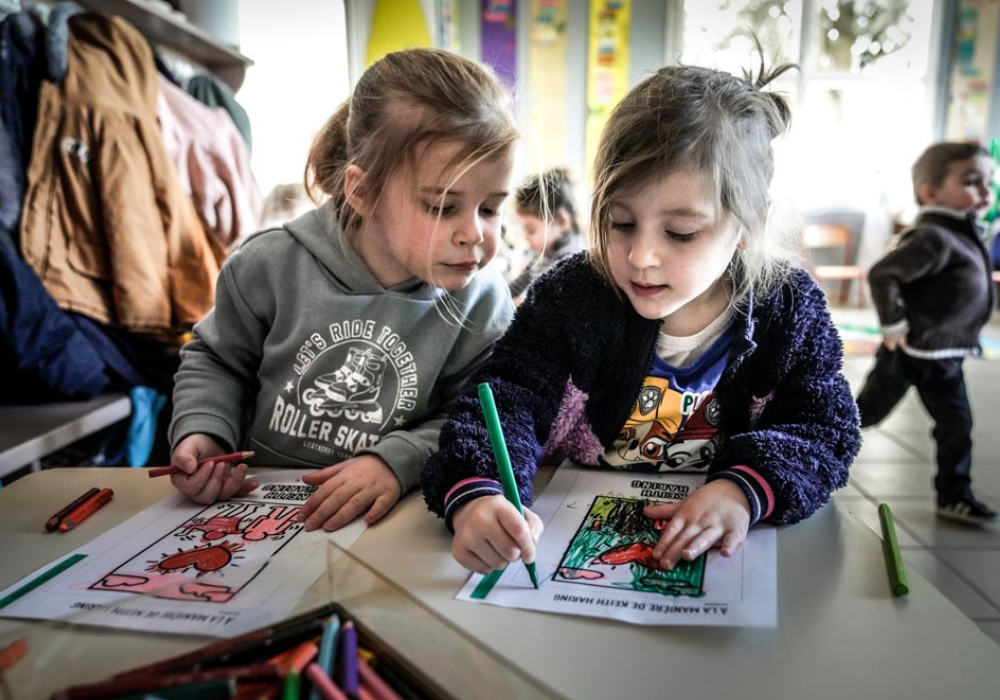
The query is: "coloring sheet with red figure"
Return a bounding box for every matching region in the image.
[0,471,364,638]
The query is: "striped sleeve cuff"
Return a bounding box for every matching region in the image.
[443,477,504,532]
[707,465,775,526]
[880,319,908,339]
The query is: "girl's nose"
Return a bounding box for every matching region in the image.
[627,231,658,269]
[453,213,485,246]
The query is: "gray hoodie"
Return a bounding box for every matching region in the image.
[170,202,514,492]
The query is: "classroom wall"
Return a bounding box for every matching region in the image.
[944,0,1000,142]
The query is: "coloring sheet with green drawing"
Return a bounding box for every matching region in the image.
[0,471,364,638]
[457,463,777,627]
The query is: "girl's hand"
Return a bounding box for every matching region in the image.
[644,480,751,570]
[451,495,544,574]
[298,455,402,531]
[170,434,258,504]
[882,334,906,351]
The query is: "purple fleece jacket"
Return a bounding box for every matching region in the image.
[420,254,860,528]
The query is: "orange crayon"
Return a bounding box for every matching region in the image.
[57,488,114,532]
[0,637,28,671]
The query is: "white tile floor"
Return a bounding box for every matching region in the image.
[833,307,1000,648]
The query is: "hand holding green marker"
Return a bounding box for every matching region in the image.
[477,382,540,589]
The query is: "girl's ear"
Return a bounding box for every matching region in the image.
[736,227,748,251]
[918,182,937,206]
[344,164,373,216]
[554,210,572,235]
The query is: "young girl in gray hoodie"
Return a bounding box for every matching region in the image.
[168,48,518,532]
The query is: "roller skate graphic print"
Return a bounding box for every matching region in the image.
[309,347,386,422]
[267,319,422,462]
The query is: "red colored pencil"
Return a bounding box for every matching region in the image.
[147,450,255,478]
[0,637,28,671]
[57,488,114,532]
[52,662,278,700]
[45,487,101,532]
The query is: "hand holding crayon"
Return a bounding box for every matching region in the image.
[477,382,541,588]
[148,450,256,478]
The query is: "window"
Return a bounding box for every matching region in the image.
[677,0,943,264]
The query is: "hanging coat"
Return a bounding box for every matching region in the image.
[20,11,223,339]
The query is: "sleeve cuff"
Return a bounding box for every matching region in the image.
[707,466,775,525]
[880,319,908,339]
[169,414,237,453]
[443,477,503,532]
[360,434,426,494]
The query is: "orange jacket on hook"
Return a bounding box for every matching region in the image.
[20,12,223,339]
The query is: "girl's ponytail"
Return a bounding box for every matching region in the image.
[305,101,351,211]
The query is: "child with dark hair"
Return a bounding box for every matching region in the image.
[508,168,584,300]
[857,141,997,525]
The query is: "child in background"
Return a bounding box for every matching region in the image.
[169,48,518,531]
[857,142,997,525]
[508,168,584,301]
[421,61,861,576]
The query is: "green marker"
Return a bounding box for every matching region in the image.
[877,503,909,597]
[477,382,540,589]
[0,553,88,610]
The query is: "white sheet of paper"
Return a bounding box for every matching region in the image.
[0,471,364,638]
[457,464,777,627]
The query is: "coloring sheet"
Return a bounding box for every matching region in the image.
[458,464,777,627]
[0,471,364,638]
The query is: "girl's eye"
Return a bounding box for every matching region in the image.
[425,202,455,216]
[479,207,500,218]
[609,220,635,232]
[665,230,698,243]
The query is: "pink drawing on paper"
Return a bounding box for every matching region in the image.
[89,501,304,602]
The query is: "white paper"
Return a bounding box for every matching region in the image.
[458,464,777,627]
[0,471,364,638]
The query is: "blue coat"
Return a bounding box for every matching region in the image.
[421,254,860,527]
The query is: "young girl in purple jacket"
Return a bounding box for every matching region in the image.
[421,61,860,577]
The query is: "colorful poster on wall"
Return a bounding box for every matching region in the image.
[481,0,518,89]
[366,0,433,68]
[945,0,999,141]
[585,0,630,181]
[525,0,569,169]
[436,0,461,51]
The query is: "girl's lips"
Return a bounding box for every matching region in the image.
[630,282,667,297]
[443,262,479,273]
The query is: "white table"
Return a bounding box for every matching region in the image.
[1,467,998,700]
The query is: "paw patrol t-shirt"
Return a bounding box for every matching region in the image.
[600,314,735,473]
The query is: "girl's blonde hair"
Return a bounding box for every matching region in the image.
[305,48,518,236]
[589,59,798,303]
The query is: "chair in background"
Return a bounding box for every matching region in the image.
[803,222,866,307]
